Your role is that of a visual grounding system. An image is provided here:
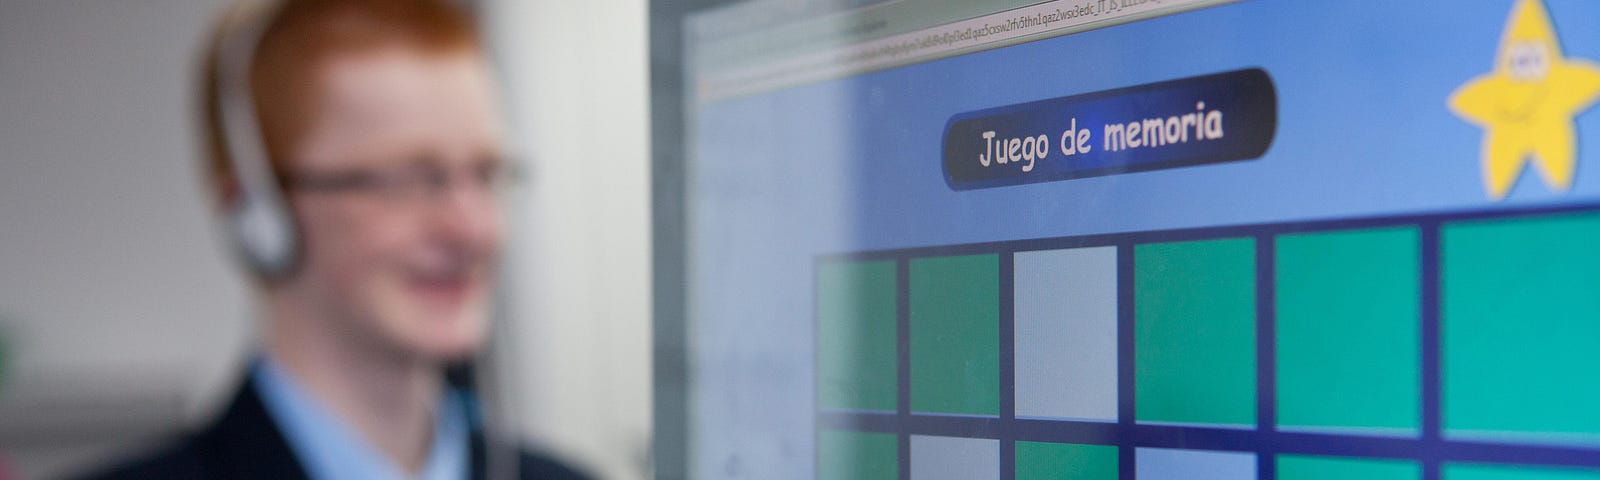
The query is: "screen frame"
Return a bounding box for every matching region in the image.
[650,1,737,479]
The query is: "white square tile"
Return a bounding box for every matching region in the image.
[910,435,999,480]
[1136,448,1256,480]
[1015,246,1119,421]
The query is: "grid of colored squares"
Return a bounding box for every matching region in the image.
[819,438,1600,480]
[816,210,1600,478]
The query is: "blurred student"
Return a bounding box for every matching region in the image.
[82,0,588,478]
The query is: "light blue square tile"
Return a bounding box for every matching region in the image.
[910,435,999,480]
[1015,246,1119,421]
[1136,448,1256,480]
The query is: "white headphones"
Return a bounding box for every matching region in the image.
[214,1,299,279]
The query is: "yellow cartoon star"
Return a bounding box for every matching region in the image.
[1449,0,1600,200]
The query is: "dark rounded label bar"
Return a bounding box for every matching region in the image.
[942,68,1277,190]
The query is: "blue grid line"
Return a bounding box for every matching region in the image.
[897,257,911,480]
[1256,234,1277,480]
[1119,242,1137,480]
[1420,219,1443,480]
[999,250,1017,480]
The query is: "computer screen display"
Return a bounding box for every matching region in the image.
[677,0,1600,478]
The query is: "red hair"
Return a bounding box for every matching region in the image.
[199,0,482,195]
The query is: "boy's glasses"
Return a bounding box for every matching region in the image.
[277,159,523,204]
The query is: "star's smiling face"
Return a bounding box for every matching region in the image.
[1505,41,1552,82]
[1496,41,1554,120]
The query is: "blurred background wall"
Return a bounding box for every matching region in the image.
[0,1,651,479]
[0,1,252,476]
[483,1,653,479]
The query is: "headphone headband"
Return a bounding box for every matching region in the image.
[215,0,299,279]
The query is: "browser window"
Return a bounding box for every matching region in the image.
[680,1,1600,478]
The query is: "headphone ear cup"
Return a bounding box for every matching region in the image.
[230,194,299,279]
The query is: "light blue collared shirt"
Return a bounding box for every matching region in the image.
[251,357,470,480]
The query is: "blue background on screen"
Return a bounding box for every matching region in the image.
[687,1,1600,477]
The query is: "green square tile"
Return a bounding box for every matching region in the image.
[817,260,898,411]
[1016,442,1118,480]
[818,430,898,480]
[1443,213,1600,442]
[1135,238,1256,426]
[1278,455,1418,480]
[1445,463,1600,480]
[910,254,999,415]
[1276,227,1419,434]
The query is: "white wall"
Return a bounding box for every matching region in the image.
[0,1,653,479]
[481,1,654,480]
[0,0,250,478]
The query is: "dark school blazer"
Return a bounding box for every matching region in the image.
[76,379,592,480]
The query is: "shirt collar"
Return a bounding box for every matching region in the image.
[251,356,470,480]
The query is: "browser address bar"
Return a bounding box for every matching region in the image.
[697,0,1230,102]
